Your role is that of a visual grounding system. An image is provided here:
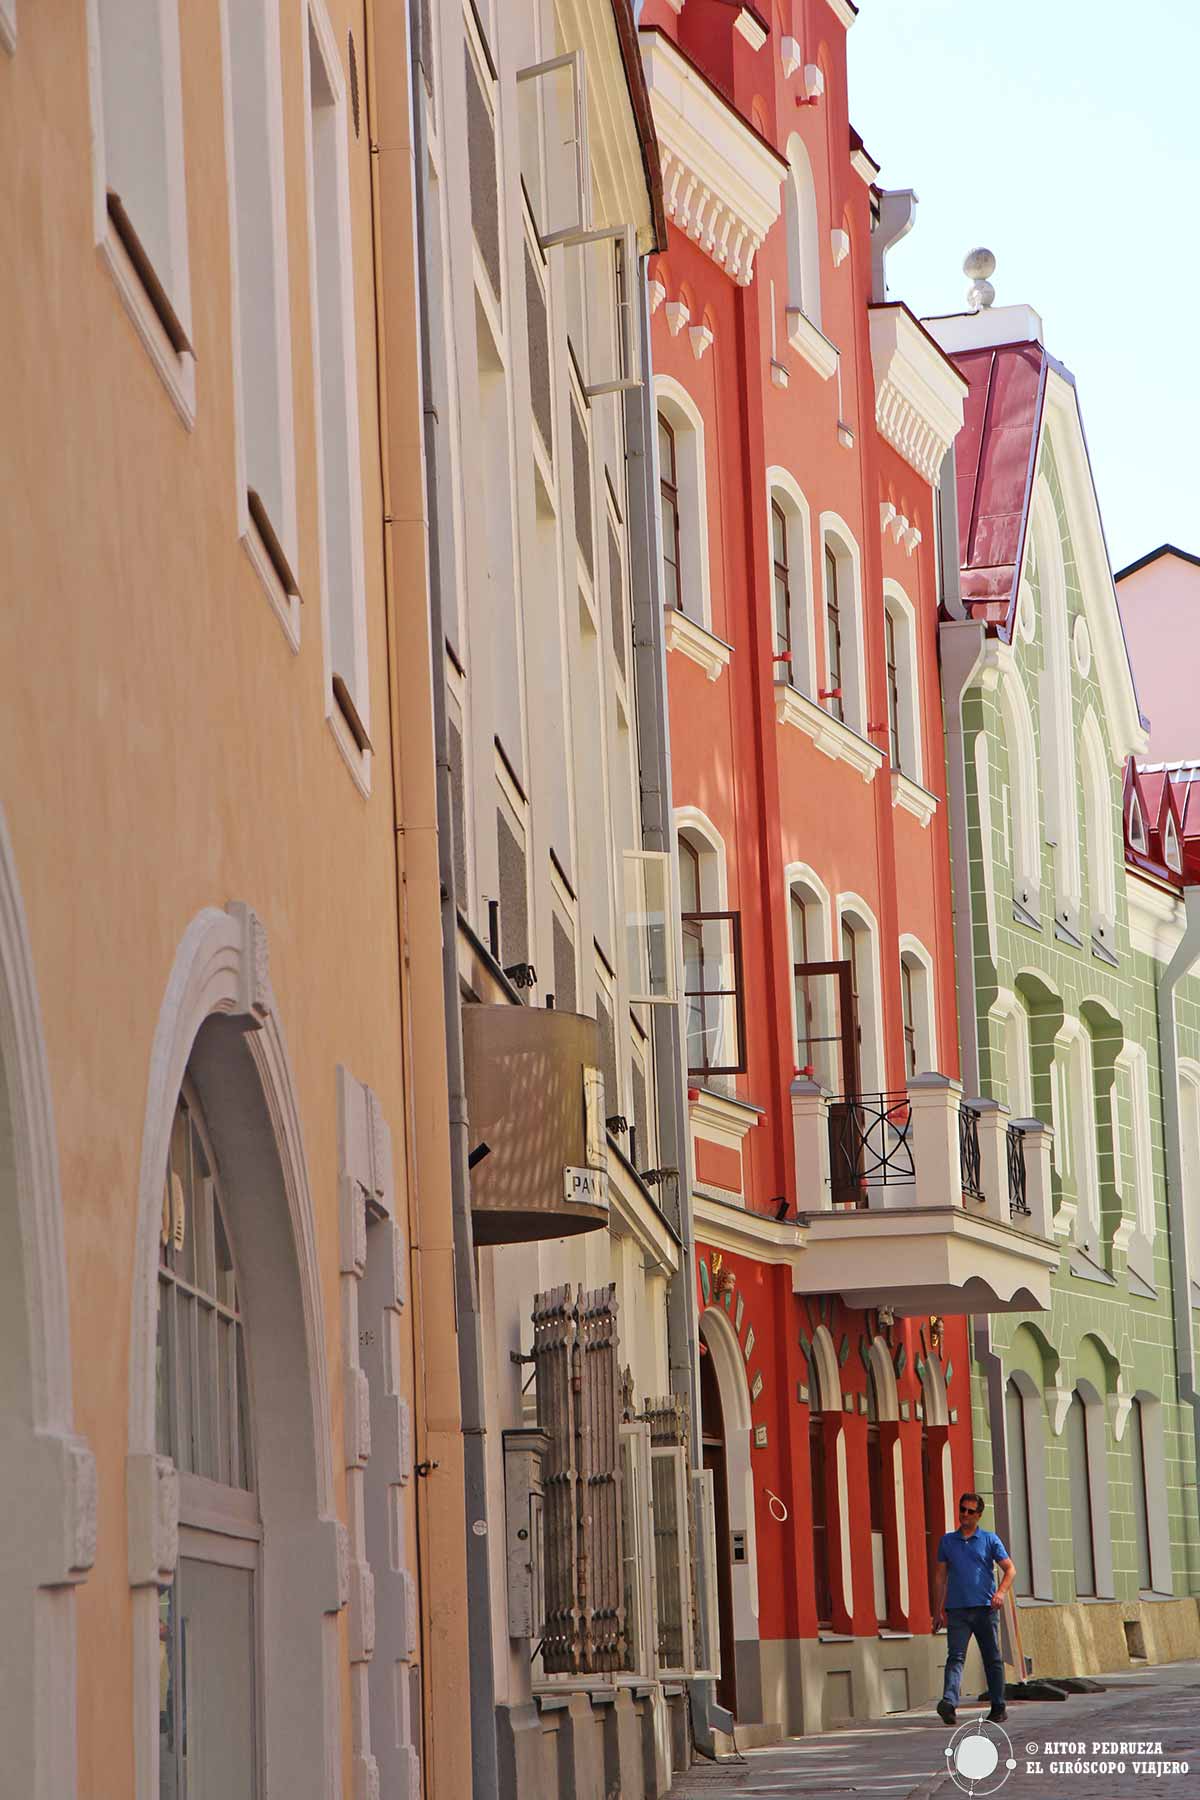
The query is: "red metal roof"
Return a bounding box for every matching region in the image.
[949,342,1046,621]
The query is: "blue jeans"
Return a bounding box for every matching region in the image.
[942,1605,1006,1707]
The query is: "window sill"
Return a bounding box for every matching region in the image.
[327,704,372,798]
[774,682,885,782]
[98,224,195,430]
[664,607,731,680]
[891,770,938,826]
[241,520,300,653]
[785,307,839,381]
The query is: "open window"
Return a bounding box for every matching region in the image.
[516,50,590,249]
[679,829,745,1078]
[623,850,676,1004]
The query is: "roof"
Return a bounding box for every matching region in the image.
[1114,543,1200,582]
[611,0,668,252]
[1124,758,1200,888]
[949,340,1046,620]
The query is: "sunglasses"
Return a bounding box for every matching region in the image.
[958,1505,980,1515]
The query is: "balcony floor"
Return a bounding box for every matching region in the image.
[791,1201,1058,1315]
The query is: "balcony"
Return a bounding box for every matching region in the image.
[791,1073,1058,1315]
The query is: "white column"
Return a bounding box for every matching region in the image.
[968,1095,1010,1225]
[1011,1117,1054,1238]
[791,1076,831,1211]
[906,1072,963,1209]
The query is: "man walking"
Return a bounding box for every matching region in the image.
[932,1492,1016,1726]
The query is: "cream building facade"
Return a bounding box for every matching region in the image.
[410,3,712,1796]
[0,3,470,1795]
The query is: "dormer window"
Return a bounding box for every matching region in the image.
[1128,793,1147,853]
[1165,812,1182,873]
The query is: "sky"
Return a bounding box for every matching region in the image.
[846,0,1199,573]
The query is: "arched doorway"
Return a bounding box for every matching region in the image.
[698,1304,757,1722]
[0,808,93,1796]
[129,905,343,1798]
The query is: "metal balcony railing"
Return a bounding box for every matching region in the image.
[1007,1122,1031,1218]
[828,1092,914,1209]
[959,1101,983,1202]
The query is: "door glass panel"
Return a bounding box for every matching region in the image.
[160,1558,256,1799]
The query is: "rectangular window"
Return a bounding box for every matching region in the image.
[306,12,369,754]
[901,959,917,1079]
[658,414,682,611]
[681,909,746,1077]
[228,0,299,610]
[465,44,502,295]
[571,403,593,579]
[772,499,792,664]
[90,0,194,412]
[623,851,675,1004]
[824,545,844,721]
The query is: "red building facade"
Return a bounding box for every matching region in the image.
[641,1,1055,1733]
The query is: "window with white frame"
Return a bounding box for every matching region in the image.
[882,582,922,782]
[1128,788,1147,853]
[898,939,936,1079]
[88,0,194,414]
[306,10,369,757]
[790,877,842,1091]
[1114,1043,1156,1250]
[768,474,815,694]
[838,900,881,1093]
[783,133,822,328]
[1080,711,1115,949]
[999,672,1041,918]
[679,829,744,1079]
[158,1085,259,1795]
[1031,481,1080,930]
[1053,1021,1101,1250]
[227,0,300,613]
[655,381,711,631]
[994,992,1033,1119]
[820,522,864,733]
[1165,810,1183,874]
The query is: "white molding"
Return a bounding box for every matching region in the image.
[648,278,666,313]
[850,144,878,185]
[892,771,938,827]
[695,1195,806,1265]
[826,0,860,28]
[1126,868,1185,960]
[664,607,731,680]
[733,7,768,51]
[690,1086,764,1152]
[830,228,850,267]
[775,682,885,781]
[664,298,690,336]
[608,1155,680,1275]
[803,64,825,100]
[869,306,967,487]
[0,806,94,1798]
[780,34,802,78]
[128,905,341,1799]
[689,323,714,360]
[786,307,839,380]
[642,31,785,284]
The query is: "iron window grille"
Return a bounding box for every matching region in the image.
[681,910,747,1076]
[1007,1121,1031,1216]
[959,1100,983,1201]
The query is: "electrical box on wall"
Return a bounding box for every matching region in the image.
[731,1529,748,1565]
[503,1428,550,1638]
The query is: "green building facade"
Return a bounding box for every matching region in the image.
[933,312,1200,1677]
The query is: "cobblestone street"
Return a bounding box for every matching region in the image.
[668,1661,1200,1799]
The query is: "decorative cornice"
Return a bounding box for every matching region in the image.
[690,1086,764,1150]
[826,0,860,29]
[775,682,885,782]
[869,304,968,487]
[665,607,732,680]
[641,30,786,286]
[786,307,839,381]
[695,1193,806,1266]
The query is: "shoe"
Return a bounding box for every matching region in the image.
[937,1701,957,1726]
[988,1706,1008,1724]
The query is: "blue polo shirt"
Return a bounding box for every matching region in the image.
[938,1527,1008,1609]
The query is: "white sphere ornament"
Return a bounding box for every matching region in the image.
[963,246,996,311]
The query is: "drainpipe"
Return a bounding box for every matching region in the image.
[406,5,499,1794]
[938,618,1014,1543]
[625,275,724,1753]
[1158,884,1200,1488]
[870,189,917,303]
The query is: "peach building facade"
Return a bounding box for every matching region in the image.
[0,4,468,1797]
[1116,545,1200,763]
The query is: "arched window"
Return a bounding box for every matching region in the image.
[882,582,922,783]
[820,519,865,734]
[788,868,838,1089]
[783,133,822,328]
[655,379,712,631]
[158,1083,258,1795]
[1165,811,1182,874]
[1052,1019,1101,1252]
[1080,711,1116,951]
[898,937,937,1078]
[838,896,882,1093]
[999,672,1040,918]
[1128,790,1147,852]
[767,471,814,694]
[1065,1388,1096,1596]
[678,820,745,1079]
[1130,1396,1151,1591]
[1031,479,1080,931]
[1004,1377,1034,1598]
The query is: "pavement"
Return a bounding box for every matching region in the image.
[667,1659,1200,1799]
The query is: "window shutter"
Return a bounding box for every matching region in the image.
[619,1423,658,1677]
[532,1283,625,1673]
[645,1394,696,1677]
[692,1468,721,1679]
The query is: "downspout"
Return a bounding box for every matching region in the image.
[406,5,499,1794]
[939,617,1014,1546]
[1158,884,1200,1488]
[626,274,723,1752]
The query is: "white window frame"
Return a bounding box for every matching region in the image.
[650,1443,696,1679]
[619,1422,659,1679]
[990,988,1033,1119]
[898,934,937,1077]
[819,514,867,736]
[1128,789,1147,853]
[836,892,884,1093]
[220,0,301,646]
[655,378,713,633]
[303,2,371,786]
[692,1467,721,1680]
[1114,1041,1156,1256]
[1031,477,1081,933]
[999,669,1041,919]
[623,850,676,1005]
[785,862,834,1085]
[784,131,822,329]
[85,0,195,423]
[882,579,923,784]
[767,469,816,696]
[1080,709,1116,949]
[1056,1017,1100,1253]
